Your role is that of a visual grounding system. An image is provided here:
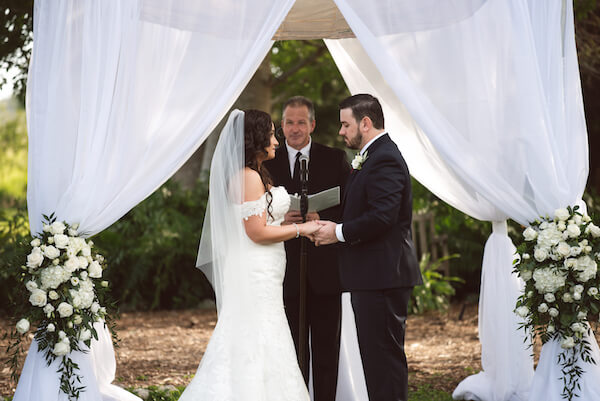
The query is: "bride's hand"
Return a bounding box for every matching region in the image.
[299,220,321,237]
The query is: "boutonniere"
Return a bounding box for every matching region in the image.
[351,151,368,170]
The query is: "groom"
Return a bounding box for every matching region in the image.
[311,94,422,401]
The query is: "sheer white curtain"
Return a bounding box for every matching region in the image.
[327,0,588,400]
[19,1,294,400]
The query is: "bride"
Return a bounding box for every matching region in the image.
[180,109,320,400]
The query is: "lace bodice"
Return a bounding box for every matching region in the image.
[241,186,290,226]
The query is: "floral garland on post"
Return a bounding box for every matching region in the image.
[514,206,600,401]
[6,214,114,400]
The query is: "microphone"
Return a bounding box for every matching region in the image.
[299,154,309,182]
[299,154,309,219]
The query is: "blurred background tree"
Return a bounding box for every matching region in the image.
[2,1,600,311]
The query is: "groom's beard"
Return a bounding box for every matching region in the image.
[347,132,362,150]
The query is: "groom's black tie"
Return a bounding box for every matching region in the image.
[292,151,302,185]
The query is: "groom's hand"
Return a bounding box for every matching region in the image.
[312,220,338,247]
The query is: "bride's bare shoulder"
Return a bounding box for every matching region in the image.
[243,167,266,202]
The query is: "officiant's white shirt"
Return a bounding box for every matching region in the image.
[335,132,387,242]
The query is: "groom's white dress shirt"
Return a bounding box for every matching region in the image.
[335,132,388,242]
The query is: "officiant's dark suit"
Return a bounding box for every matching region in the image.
[313,94,422,401]
[264,96,350,401]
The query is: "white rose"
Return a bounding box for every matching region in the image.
[578,311,588,320]
[570,246,582,257]
[30,238,41,247]
[47,323,55,332]
[53,234,69,249]
[516,306,529,318]
[29,289,47,307]
[57,302,73,318]
[78,328,92,342]
[585,246,593,253]
[549,307,559,317]
[16,319,30,334]
[68,228,78,236]
[588,287,599,296]
[52,341,70,356]
[556,242,571,257]
[67,321,73,328]
[47,236,54,244]
[567,224,581,238]
[538,303,549,313]
[73,315,82,325]
[574,255,598,283]
[545,293,556,302]
[527,290,534,298]
[80,271,88,280]
[580,239,589,247]
[561,336,576,349]
[523,253,530,260]
[584,214,592,223]
[574,284,584,294]
[571,323,585,333]
[523,227,538,241]
[43,304,54,316]
[81,246,91,257]
[563,293,574,303]
[574,215,583,225]
[547,325,556,333]
[591,224,600,238]
[26,248,44,268]
[58,330,67,339]
[573,292,581,301]
[72,223,79,230]
[100,307,106,315]
[50,221,66,235]
[521,270,532,281]
[88,261,103,278]
[48,290,59,300]
[557,222,567,231]
[78,256,89,269]
[25,280,38,292]
[43,245,60,260]
[564,258,577,269]
[52,258,59,265]
[91,302,100,314]
[43,224,51,232]
[101,281,109,288]
[64,258,80,273]
[555,208,570,221]
[534,248,548,262]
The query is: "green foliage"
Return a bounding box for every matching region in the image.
[270,40,350,150]
[412,178,489,298]
[128,385,185,401]
[0,109,27,204]
[408,384,453,401]
[93,179,214,311]
[410,254,464,315]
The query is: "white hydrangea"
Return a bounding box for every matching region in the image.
[574,255,598,283]
[532,267,567,294]
[40,265,70,290]
[537,224,563,249]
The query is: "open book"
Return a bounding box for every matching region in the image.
[289,186,340,212]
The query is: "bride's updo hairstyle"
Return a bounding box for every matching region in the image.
[244,109,274,219]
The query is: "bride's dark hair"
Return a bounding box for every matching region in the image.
[244,109,274,220]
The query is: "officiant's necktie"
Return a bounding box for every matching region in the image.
[292,151,301,184]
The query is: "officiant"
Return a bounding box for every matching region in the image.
[264,96,351,401]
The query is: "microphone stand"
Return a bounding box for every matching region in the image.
[298,156,309,383]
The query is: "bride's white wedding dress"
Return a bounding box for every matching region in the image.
[180,186,310,401]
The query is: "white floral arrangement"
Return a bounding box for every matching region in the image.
[6,214,113,400]
[351,150,368,170]
[514,205,600,401]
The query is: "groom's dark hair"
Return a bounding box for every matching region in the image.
[339,94,384,129]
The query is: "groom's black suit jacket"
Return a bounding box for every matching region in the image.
[340,134,422,290]
[265,141,351,297]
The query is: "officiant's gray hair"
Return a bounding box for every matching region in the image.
[282,96,315,122]
[339,94,384,130]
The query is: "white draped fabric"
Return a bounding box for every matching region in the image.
[22,0,294,400]
[326,0,589,399]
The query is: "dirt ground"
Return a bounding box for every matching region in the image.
[1,302,485,397]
